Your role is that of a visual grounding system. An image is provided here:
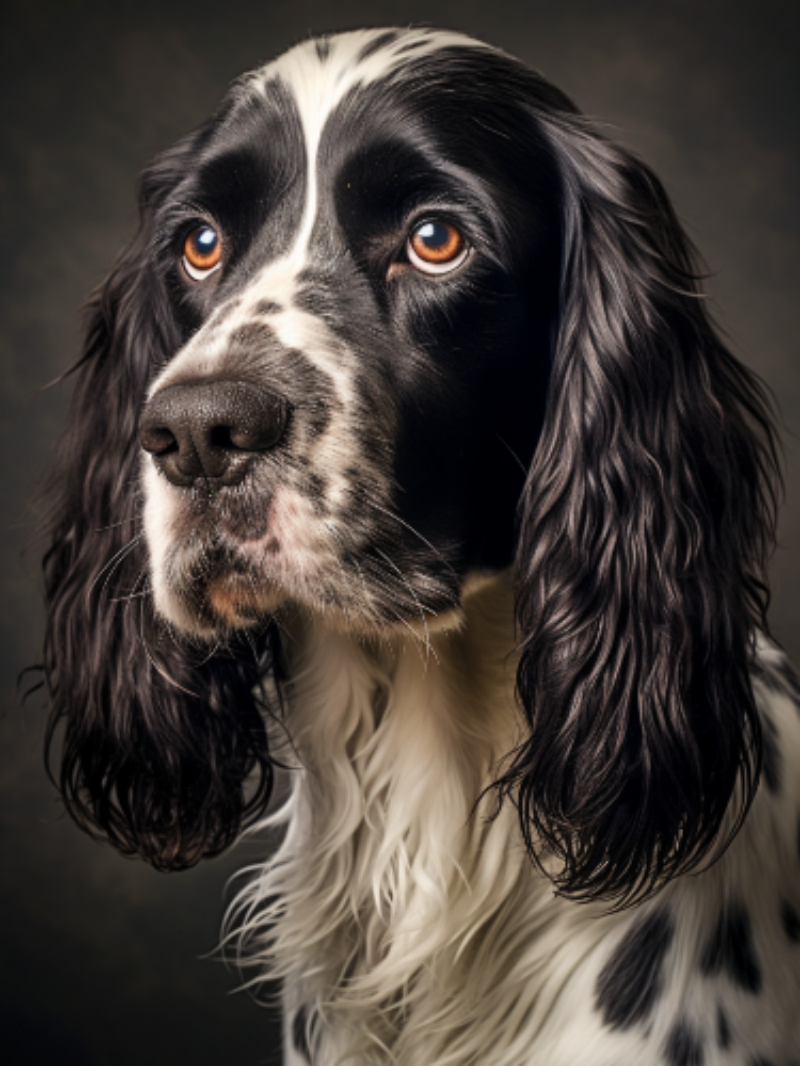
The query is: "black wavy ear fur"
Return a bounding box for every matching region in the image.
[500,105,782,906]
[42,135,279,872]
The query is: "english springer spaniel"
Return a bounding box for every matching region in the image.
[42,27,800,1065]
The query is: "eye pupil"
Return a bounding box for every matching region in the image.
[418,221,448,249]
[195,228,217,251]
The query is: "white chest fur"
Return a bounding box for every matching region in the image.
[226,579,800,1065]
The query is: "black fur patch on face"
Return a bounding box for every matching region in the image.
[295,49,564,583]
[717,1005,731,1049]
[700,904,762,994]
[748,1059,774,1066]
[780,899,800,943]
[664,1021,704,1066]
[595,908,674,1030]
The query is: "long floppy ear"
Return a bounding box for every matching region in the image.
[500,111,781,905]
[42,138,279,872]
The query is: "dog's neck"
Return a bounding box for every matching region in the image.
[284,567,522,786]
[238,572,541,1017]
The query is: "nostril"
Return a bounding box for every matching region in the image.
[210,422,273,453]
[209,424,237,451]
[226,397,289,452]
[140,424,179,457]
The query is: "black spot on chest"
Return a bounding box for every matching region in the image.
[595,907,674,1030]
[700,903,762,993]
[665,1021,704,1066]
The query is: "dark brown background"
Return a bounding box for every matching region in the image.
[2,1,798,1063]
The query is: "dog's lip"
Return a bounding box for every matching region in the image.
[166,541,289,631]
[204,569,284,624]
[171,496,305,597]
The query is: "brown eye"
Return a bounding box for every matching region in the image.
[407,220,469,274]
[182,225,222,281]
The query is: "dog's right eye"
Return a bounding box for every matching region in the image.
[407,220,469,275]
[182,225,222,281]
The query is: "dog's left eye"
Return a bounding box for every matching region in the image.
[407,220,469,275]
[182,225,223,281]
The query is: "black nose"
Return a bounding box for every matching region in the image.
[140,380,289,487]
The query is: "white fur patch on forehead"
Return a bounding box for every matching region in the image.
[250,27,493,125]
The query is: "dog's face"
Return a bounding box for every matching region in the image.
[139,30,561,637]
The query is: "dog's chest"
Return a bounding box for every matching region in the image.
[240,610,800,1065]
[246,588,619,1061]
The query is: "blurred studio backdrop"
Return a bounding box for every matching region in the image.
[2,1,798,1063]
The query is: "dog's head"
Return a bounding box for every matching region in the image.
[138,30,563,637]
[43,28,780,903]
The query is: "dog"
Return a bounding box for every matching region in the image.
[41,26,800,1065]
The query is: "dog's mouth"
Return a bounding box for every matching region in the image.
[154,478,383,636]
[157,488,322,634]
[177,542,284,632]
[154,491,464,641]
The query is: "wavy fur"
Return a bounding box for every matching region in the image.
[496,112,781,904]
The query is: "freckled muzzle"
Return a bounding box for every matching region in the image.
[140,379,290,488]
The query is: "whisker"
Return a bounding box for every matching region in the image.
[496,434,528,475]
[88,533,144,596]
[372,545,439,667]
[322,519,371,629]
[108,567,150,604]
[363,500,459,583]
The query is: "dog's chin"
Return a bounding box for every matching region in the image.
[149,516,489,641]
[152,561,471,645]
[204,573,286,631]
[151,571,285,642]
